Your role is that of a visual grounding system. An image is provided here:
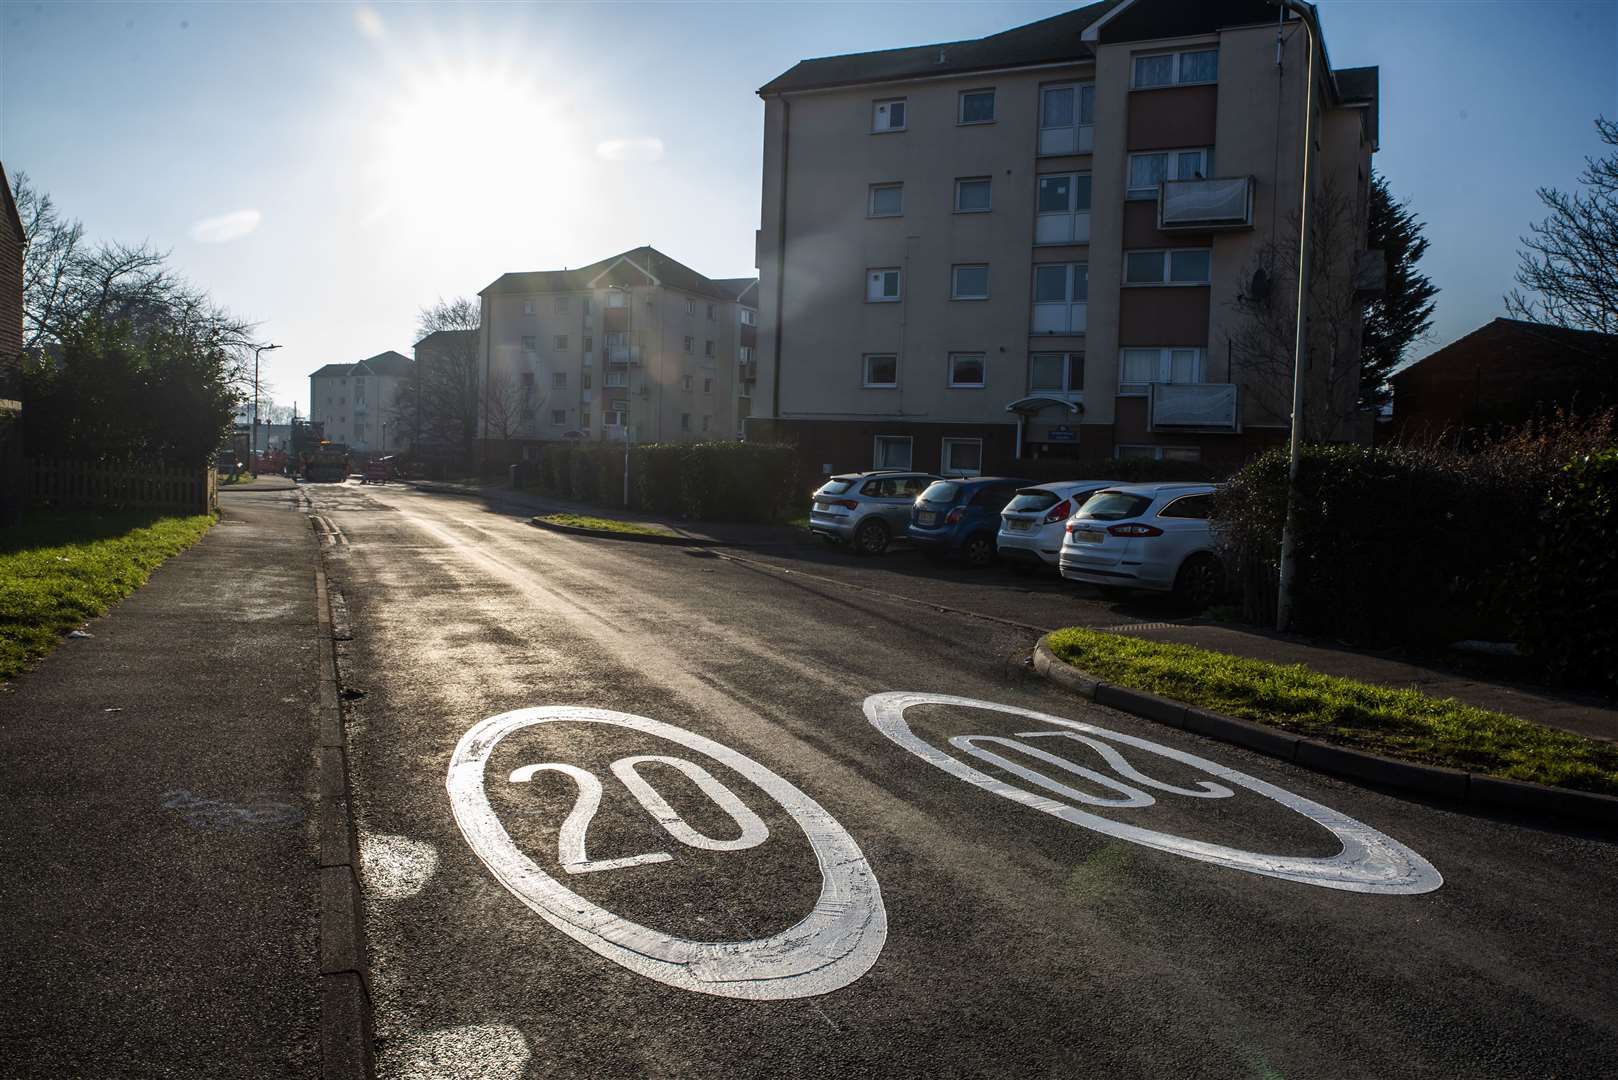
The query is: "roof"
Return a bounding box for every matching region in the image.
[480,246,748,304]
[309,350,414,381]
[414,329,477,350]
[0,161,22,246]
[758,1,1119,95]
[1335,65,1379,149]
[1391,319,1618,386]
[711,277,760,305]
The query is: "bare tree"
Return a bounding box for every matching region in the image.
[394,298,486,464]
[1223,181,1370,442]
[482,369,534,443]
[1506,117,1618,334]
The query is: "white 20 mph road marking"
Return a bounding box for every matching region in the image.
[447,706,887,999]
[865,692,1442,894]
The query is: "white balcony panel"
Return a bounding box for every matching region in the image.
[1031,303,1087,335]
[1035,212,1091,246]
[1149,383,1240,431]
[1159,176,1254,230]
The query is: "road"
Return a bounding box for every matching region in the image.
[305,481,1618,1080]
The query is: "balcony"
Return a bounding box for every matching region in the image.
[606,344,641,367]
[1148,382,1240,433]
[738,360,758,383]
[1158,176,1254,232]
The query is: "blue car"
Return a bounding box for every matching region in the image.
[907,476,1034,568]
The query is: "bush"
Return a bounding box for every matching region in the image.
[1515,449,1618,688]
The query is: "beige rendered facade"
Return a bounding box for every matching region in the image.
[749,0,1379,477]
[478,247,758,450]
[308,351,415,453]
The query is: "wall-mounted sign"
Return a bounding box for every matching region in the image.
[1047,425,1076,442]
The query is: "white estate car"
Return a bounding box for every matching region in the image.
[996,480,1125,570]
[1058,482,1225,606]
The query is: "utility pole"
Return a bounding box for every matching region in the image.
[252,343,281,477]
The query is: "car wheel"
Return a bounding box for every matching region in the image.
[1174,553,1224,610]
[962,533,996,569]
[853,518,889,556]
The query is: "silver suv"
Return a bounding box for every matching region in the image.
[808,470,939,555]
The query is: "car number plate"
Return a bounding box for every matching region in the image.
[917,511,938,526]
[1074,529,1105,543]
[814,502,829,512]
[1006,519,1032,531]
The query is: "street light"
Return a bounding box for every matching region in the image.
[252,343,281,476]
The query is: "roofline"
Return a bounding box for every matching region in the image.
[1080,0,1137,42]
[586,253,661,289]
[0,161,22,244]
[758,55,1095,99]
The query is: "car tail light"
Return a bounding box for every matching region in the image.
[945,508,964,524]
[1042,499,1071,525]
[828,499,858,510]
[1107,523,1163,538]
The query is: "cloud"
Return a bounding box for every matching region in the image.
[596,137,664,164]
[354,6,384,39]
[189,209,262,244]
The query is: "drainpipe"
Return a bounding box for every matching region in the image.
[770,95,790,425]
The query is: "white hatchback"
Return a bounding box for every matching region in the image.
[996,480,1125,570]
[1058,483,1225,605]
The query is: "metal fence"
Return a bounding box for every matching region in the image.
[25,458,218,514]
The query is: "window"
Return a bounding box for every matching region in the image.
[583,335,594,354]
[583,297,592,314]
[1134,49,1218,89]
[521,335,537,351]
[1031,352,1084,395]
[552,372,567,389]
[1118,347,1205,394]
[682,374,694,391]
[608,291,627,308]
[941,438,983,477]
[1035,172,1093,245]
[739,345,754,363]
[582,373,593,389]
[872,98,906,132]
[954,177,992,213]
[1124,248,1212,285]
[863,353,897,388]
[867,268,902,302]
[740,308,757,326]
[681,413,691,431]
[550,408,567,425]
[520,372,535,388]
[1031,263,1089,334]
[703,377,713,394]
[1117,445,1201,463]
[603,407,625,427]
[948,352,986,388]
[1159,494,1213,519]
[555,296,570,313]
[683,335,694,352]
[605,371,628,388]
[554,335,568,351]
[704,339,715,357]
[868,183,903,218]
[1127,148,1212,199]
[958,89,995,124]
[951,264,989,300]
[873,435,913,470]
[685,298,696,315]
[523,301,536,315]
[701,415,711,432]
[1039,82,1095,155]
[706,303,716,320]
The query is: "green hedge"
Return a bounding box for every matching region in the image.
[522,441,801,524]
[1515,449,1618,688]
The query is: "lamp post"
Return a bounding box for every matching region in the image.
[1270,0,1319,632]
[252,343,281,477]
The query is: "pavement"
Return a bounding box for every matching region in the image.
[0,488,322,1078]
[306,480,1618,1080]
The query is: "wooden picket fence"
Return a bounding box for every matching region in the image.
[26,458,218,514]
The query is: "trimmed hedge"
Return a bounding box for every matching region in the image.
[522,440,802,524]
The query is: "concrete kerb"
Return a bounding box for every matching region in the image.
[527,516,721,546]
[1031,636,1618,826]
[314,562,375,1080]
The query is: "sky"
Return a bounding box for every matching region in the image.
[2,1,1615,414]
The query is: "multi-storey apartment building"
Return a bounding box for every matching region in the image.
[748,0,1379,476]
[477,247,758,448]
[308,350,415,453]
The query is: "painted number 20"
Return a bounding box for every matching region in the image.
[511,755,770,874]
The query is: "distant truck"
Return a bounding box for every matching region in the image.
[301,441,350,483]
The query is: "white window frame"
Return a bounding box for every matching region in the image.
[940,437,983,477]
[604,371,628,389]
[683,335,694,353]
[685,297,696,315]
[863,353,898,388]
[550,408,568,426]
[739,345,754,363]
[521,335,537,352]
[868,182,904,218]
[1123,248,1213,286]
[1031,263,1089,335]
[1030,351,1085,398]
[873,435,913,470]
[1118,347,1207,396]
[1038,82,1096,156]
[947,352,987,389]
[739,308,757,326]
[954,176,993,214]
[867,267,902,303]
[680,412,692,431]
[951,264,990,301]
[707,303,717,320]
[872,98,907,133]
[704,339,716,357]
[703,377,713,394]
[552,372,567,389]
[1132,48,1219,90]
[957,88,996,125]
[1035,172,1093,245]
[554,334,568,351]
[681,374,694,391]
[554,296,570,314]
[522,301,536,316]
[1127,148,1213,200]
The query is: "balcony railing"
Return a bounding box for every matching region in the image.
[1148,382,1240,433]
[738,360,758,383]
[1158,176,1254,231]
[606,344,641,366]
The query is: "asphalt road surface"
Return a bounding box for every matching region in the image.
[305,481,1617,1080]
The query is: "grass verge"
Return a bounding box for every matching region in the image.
[0,511,215,681]
[1045,627,1618,795]
[535,512,674,537]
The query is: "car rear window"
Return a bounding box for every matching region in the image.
[1077,492,1153,521]
[919,481,960,504]
[818,478,856,495]
[1158,494,1212,519]
[1004,489,1059,513]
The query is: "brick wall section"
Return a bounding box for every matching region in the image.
[0,162,24,402]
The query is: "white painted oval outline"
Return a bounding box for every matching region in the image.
[447,706,888,999]
[864,692,1442,894]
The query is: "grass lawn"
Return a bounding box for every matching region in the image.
[534,512,674,537]
[1045,627,1618,795]
[0,511,215,681]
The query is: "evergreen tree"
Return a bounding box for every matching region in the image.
[1360,173,1438,409]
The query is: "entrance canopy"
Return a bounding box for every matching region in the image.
[1004,396,1082,416]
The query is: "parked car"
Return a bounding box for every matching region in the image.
[907,476,1033,568]
[996,480,1126,571]
[1058,482,1225,606]
[808,470,939,555]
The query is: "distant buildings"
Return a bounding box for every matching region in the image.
[749,0,1380,476]
[307,351,415,452]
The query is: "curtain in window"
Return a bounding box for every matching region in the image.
[1129,154,1167,191]
[1041,87,1073,128]
[1078,85,1096,125]
[1121,350,1158,387]
[1135,55,1173,87]
[1170,349,1200,383]
[1176,151,1207,179]
[1180,50,1218,83]
[1031,353,1065,391]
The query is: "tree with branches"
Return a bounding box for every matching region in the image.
[1506,117,1618,334]
[1360,173,1437,408]
[392,297,484,465]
